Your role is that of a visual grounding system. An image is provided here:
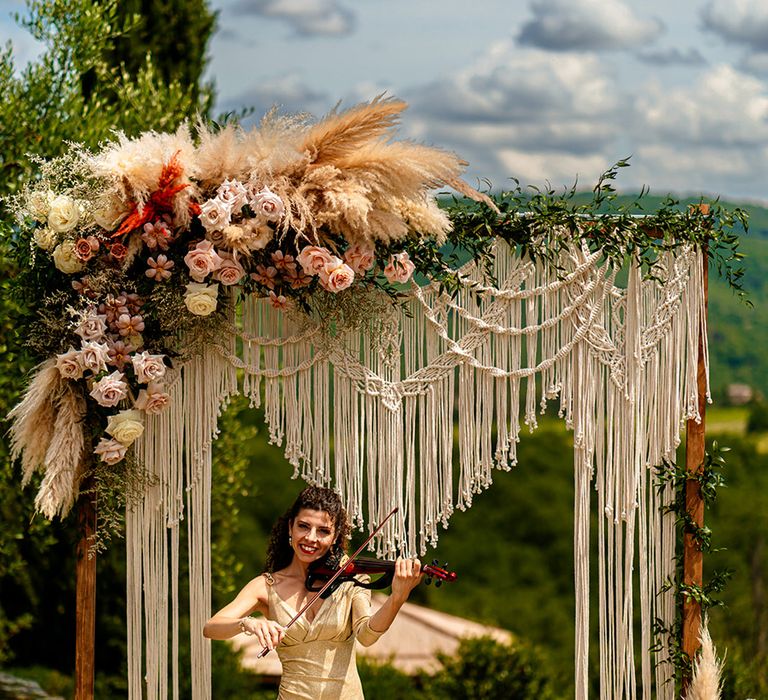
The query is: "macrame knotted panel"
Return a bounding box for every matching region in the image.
[127,238,707,700]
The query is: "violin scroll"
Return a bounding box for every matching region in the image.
[424,559,456,588]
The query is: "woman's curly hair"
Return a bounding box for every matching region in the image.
[264,486,351,573]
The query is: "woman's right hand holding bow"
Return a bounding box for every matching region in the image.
[239,616,286,650]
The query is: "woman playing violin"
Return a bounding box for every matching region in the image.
[203,486,423,699]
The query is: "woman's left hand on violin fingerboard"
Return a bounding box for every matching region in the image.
[390,557,423,602]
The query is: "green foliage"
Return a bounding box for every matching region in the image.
[106,0,216,110]
[746,401,768,434]
[423,636,557,700]
[0,0,209,200]
[705,437,768,697]
[357,657,416,700]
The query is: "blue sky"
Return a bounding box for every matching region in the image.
[3,0,768,201]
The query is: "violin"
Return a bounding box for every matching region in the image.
[306,556,457,599]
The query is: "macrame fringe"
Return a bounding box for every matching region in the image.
[130,239,707,699]
[128,297,238,700]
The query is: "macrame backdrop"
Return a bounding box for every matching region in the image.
[127,236,708,700]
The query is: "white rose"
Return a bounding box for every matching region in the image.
[52,240,85,274]
[33,228,58,251]
[106,409,145,446]
[93,196,129,231]
[198,198,231,232]
[216,179,248,211]
[28,190,54,222]
[249,186,284,221]
[184,282,219,316]
[47,195,81,233]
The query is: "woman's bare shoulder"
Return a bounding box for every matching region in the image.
[237,573,272,604]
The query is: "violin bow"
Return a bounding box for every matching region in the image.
[256,505,399,658]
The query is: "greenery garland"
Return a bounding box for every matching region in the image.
[396,160,748,300]
[652,442,733,689]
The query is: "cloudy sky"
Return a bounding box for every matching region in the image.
[3,0,768,201]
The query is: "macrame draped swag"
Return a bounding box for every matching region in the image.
[128,236,708,700]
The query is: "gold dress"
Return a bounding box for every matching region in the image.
[265,574,384,699]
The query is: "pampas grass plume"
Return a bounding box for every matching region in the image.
[8,359,65,485]
[34,385,87,519]
[685,616,724,700]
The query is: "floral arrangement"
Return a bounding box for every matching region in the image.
[8,97,491,493]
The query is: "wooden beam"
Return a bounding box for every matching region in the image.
[75,480,97,700]
[681,208,709,696]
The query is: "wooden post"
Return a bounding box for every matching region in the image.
[681,210,709,696]
[75,479,97,700]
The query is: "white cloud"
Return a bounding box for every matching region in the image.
[636,65,768,147]
[224,73,330,120]
[626,64,768,195]
[517,0,663,51]
[403,43,623,186]
[231,0,354,37]
[701,0,768,51]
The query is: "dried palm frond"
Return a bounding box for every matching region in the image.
[34,385,87,519]
[8,359,66,485]
[298,96,406,167]
[685,617,724,700]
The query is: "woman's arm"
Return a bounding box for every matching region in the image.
[368,557,422,634]
[203,575,284,649]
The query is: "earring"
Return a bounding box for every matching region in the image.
[288,535,293,546]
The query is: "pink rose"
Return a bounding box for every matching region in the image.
[343,244,376,275]
[213,253,245,286]
[131,351,167,384]
[134,382,171,414]
[216,179,248,211]
[74,236,100,262]
[94,437,127,465]
[90,370,128,407]
[297,246,334,276]
[249,186,284,221]
[75,312,108,342]
[56,347,84,379]
[319,257,355,293]
[79,340,110,374]
[184,240,223,282]
[383,252,416,284]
